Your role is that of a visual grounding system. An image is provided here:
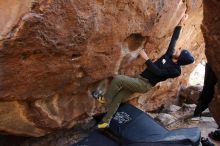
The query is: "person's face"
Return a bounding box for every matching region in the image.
[172,48,182,59]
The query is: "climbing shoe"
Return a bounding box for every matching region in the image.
[92,90,106,104]
[209,129,220,141]
[201,137,215,146]
[97,122,109,129]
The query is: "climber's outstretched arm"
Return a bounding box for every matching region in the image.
[165,14,188,56]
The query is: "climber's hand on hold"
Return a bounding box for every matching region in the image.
[139,49,149,61]
[136,47,144,53]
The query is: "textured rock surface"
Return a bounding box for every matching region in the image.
[179,85,202,104]
[0,0,32,40]
[202,0,220,127]
[0,0,204,136]
[155,113,176,126]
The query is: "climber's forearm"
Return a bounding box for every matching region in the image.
[139,49,149,61]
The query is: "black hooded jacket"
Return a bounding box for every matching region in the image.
[140,26,182,86]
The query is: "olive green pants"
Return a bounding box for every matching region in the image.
[102,75,152,123]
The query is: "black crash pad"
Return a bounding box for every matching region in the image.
[108,104,201,145]
[108,103,168,143]
[73,104,201,146]
[122,143,194,146]
[74,130,119,146]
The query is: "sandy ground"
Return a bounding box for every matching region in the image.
[167,116,220,146]
[151,104,220,146]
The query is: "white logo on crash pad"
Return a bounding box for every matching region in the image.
[162,59,166,64]
[113,112,132,124]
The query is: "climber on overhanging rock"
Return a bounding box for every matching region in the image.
[92,14,195,129]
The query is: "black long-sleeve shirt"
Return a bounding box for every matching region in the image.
[140,26,182,86]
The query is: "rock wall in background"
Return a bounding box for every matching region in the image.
[0,0,204,136]
[202,0,220,127]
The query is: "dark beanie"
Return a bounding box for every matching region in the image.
[177,49,194,66]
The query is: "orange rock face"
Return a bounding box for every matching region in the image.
[202,0,220,127]
[0,0,204,136]
[0,0,32,40]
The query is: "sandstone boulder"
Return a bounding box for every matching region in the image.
[179,85,203,104]
[0,0,204,136]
